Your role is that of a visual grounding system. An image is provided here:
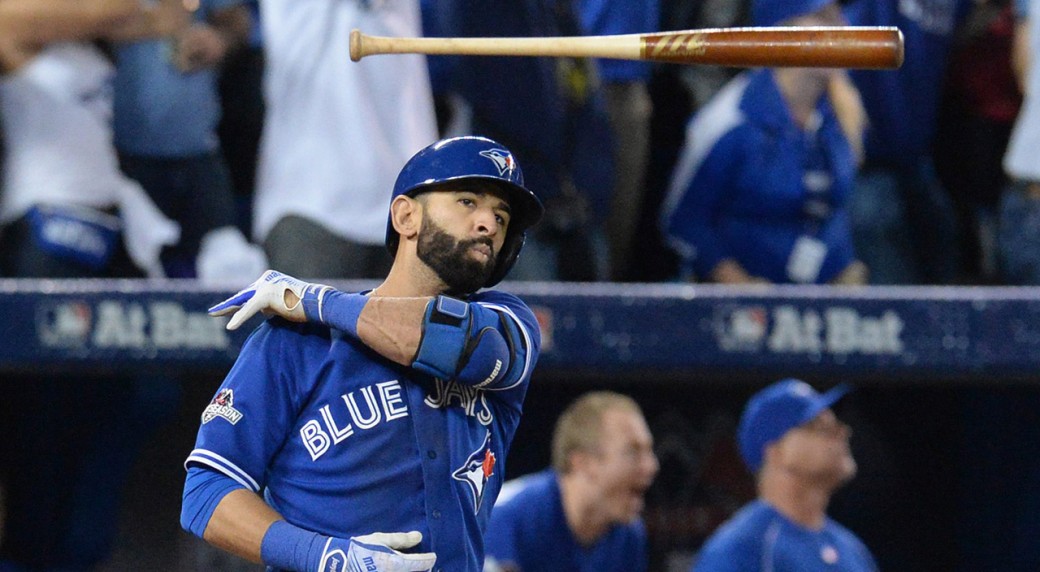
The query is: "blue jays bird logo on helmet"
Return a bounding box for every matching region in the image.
[479,149,516,176]
[453,430,497,513]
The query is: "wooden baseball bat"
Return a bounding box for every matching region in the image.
[349,26,904,70]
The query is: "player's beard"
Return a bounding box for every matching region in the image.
[417,218,497,294]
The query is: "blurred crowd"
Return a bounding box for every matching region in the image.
[0,0,1037,570]
[0,0,1035,288]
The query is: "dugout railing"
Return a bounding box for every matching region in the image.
[4,279,1040,379]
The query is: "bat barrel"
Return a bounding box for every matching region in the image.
[641,27,904,69]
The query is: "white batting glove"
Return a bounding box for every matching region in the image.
[328,531,435,572]
[207,269,332,330]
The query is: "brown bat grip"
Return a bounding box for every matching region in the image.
[642,27,904,69]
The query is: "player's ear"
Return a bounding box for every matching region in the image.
[390,195,422,241]
[762,440,784,468]
[568,449,596,475]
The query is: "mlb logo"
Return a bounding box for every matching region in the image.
[714,306,767,351]
[214,388,234,407]
[37,301,92,348]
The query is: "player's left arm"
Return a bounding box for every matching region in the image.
[209,271,540,390]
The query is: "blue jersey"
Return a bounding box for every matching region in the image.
[185,289,541,572]
[484,469,648,572]
[660,69,857,283]
[692,500,878,572]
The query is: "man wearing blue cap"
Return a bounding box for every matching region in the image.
[691,379,877,571]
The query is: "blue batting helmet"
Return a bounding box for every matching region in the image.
[385,136,544,287]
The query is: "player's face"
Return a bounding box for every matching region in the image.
[773,409,856,488]
[587,409,659,524]
[416,188,511,293]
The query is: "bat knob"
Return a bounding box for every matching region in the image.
[350,29,363,62]
[893,28,905,69]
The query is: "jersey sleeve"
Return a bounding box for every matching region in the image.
[470,290,541,392]
[862,542,881,572]
[184,320,316,492]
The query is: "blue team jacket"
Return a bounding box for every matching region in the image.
[660,68,857,284]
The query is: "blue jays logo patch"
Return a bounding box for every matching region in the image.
[202,388,243,425]
[453,430,496,513]
[479,149,516,176]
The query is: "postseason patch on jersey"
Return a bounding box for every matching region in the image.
[201,388,244,425]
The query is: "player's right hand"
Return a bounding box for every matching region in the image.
[319,531,436,572]
[208,269,332,331]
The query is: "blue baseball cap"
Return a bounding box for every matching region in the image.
[738,379,850,473]
[753,0,834,26]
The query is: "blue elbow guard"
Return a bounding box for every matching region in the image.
[456,326,510,388]
[413,295,472,379]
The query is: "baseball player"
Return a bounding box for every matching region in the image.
[483,391,659,572]
[692,379,878,571]
[179,136,544,572]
